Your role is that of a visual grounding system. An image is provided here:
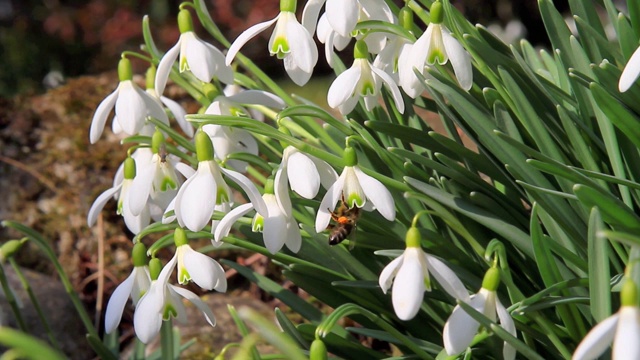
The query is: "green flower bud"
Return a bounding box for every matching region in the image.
[174,228,189,247]
[621,278,639,307]
[481,267,501,292]
[131,242,148,267]
[354,40,369,59]
[399,7,414,31]
[202,83,219,101]
[280,0,296,13]
[151,130,165,154]
[309,339,328,360]
[430,1,444,24]
[124,157,136,180]
[405,227,422,248]
[196,130,215,162]
[145,66,156,89]
[177,9,194,34]
[0,239,27,262]
[343,146,357,166]
[118,57,133,82]
[149,258,162,281]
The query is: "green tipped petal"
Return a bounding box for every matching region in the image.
[174,228,189,247]
[132,242,148,267]
[177,9,194,33]
[124,157,136,180]
[118,57,133,82]
[196,131,215,162]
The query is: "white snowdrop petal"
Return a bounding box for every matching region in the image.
[183,248,220,290]
[214,203,254,243]
[301,0,325,34]
[133,282,165,343]
[175,162,196,179]
[287,18,318,73]
[613,307,640,360]
[220,168,268,217]
[115,82,147,135]
[378,255,403,293]
[573,313,619,360]
[104,271,135,334]
[226,18,279,66]
[442,29,473,91]
[128,163,155,216]
[161,96,193,137]
[620,46,640,92]
[370,65,405,113]
[327,66,361,109]
[185,35,216,83]
[391,248,425,320]
[87,185,122,226]
[287,152,320,199]
[424,254,469,301]
[309,156,339,190]
[353,167,395,220]
[326,0,358,37]
[496,298,517,360]
[172,286,217,327]
[155,42,181,96]
[315,174,346,233]
[443,294,486,355]
[226,90,286,109]
[284,55,313,86]
[285,220,302,253]
[178,170,216,232]
[90,89,118,143]
[263,206,288,254]
[139,87,169,124]
[274,166,292,217]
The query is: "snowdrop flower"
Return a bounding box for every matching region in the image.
[144,66,193,137]
[87,156,150,234]
[275,146,338,215]
[443,267,516,360]
[316,14,351,67]
[90,57,168,144]
[378,227,469,320]
[133,257,217,344]
[328,40,405,115]
[155,9,233,97]
[128,131,191,216]
[215,178,301,254]
[402,1,472,96]
[619,45,640,92]
[173,228,227,291]
[201,88,284,171]
[302,0,394,53]
[373,7,414,82]
[315,147,395,232]
[573,278,640,360]
[171,131,267,232]
[226,0,318,86]
[105,242,151,334]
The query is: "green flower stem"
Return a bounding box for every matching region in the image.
[0,263,27,332]
[147,117,196,153]
[120,51,153,64]
[317,304,433,360]
[1,221,99,340]
[0,327,66,360]
[227,305,261,360]
[406,1,432,28]
[191,0,295,105]
[8,258,60,351]
[531,314,572,359]
[160,319,174,360]
[245,165,268,185]
[133,338,146,360]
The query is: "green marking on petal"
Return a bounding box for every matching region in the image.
[217,187,229,205]
[252,214,264,232]
[427,49,446,65]
[163,304,178,320]
[161,177,177,191]
[230,107,249,118]
[271,36,290,59]
[178,267,191,284]
[424,273,432,291]
[360,80,376,96]
[347,193,364,208]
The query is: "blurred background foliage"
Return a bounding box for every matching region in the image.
[0,0,575,98]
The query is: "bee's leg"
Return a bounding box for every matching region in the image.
[329,208,340,222]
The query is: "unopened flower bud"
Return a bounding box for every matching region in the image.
[309,339,328,360]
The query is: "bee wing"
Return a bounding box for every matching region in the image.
[347,225,357,250]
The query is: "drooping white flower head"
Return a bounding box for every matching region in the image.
[315,147,395,232]
[373,7,415,82]
[143,66,194,138]
[173,228,227,291]
[401,1,472,97]
[275,146,338,215]
[133,257,217,344]
[155,9,233,97]
[201,88,285,171]
[170,131,267,232]
[226,0,318,86]
[378,227,469,320]
[87,155,151,234]
[105,242,151,334]
[327,40,405,115]
[443,267,516,360]
[302,0,394,54]
[573,279,640,360]
[215,178,301,254]
[90,57,169,144]
[316,14,352,67]
[619,45,640,92]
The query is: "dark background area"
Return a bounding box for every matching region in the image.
[0,0,573,98]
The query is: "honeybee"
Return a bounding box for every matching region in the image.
[158,143,168,163]
[327,196,361,246]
